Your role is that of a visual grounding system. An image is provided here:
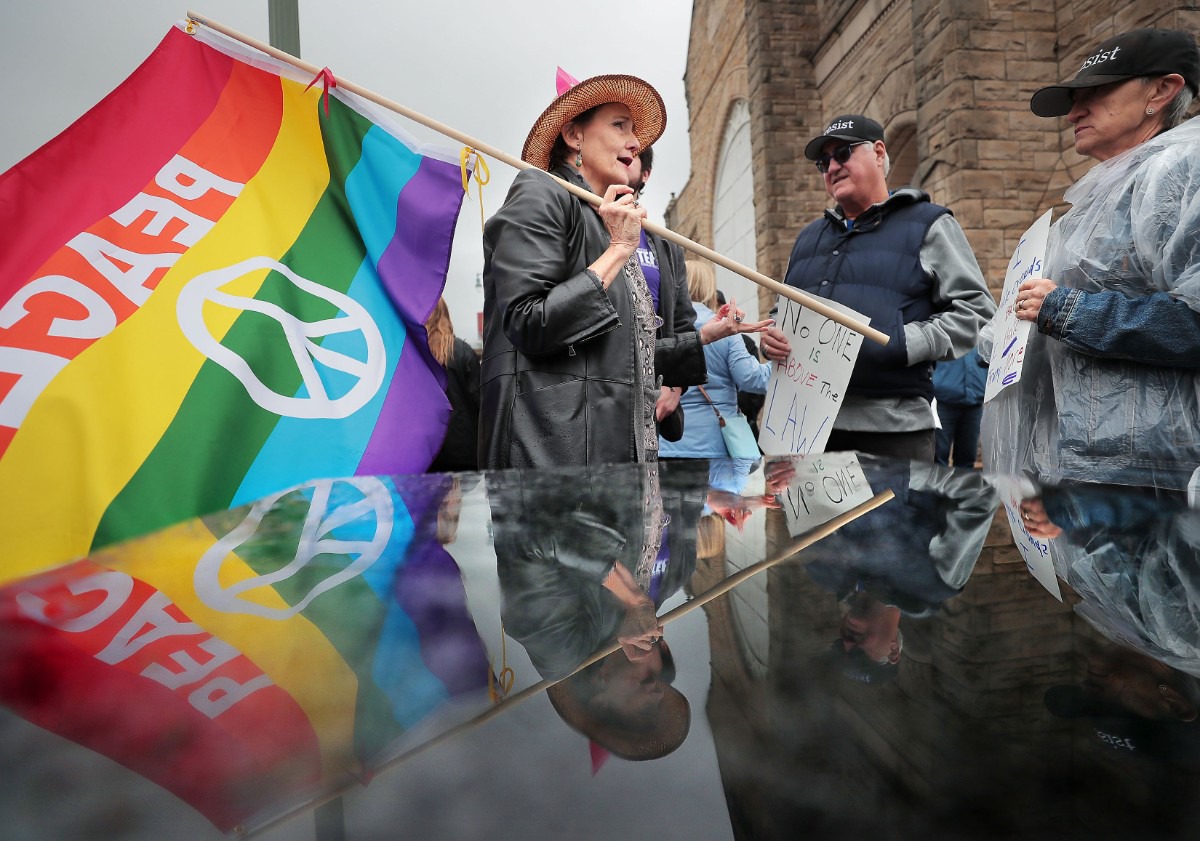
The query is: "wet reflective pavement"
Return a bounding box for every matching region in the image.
[2,454,1199,840]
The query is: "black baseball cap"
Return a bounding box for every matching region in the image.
[825,640,899,685]
[1044,685,1200,769]
[803,114,886,160]
[1030,28,1200,117]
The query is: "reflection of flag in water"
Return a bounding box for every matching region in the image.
[0,23,466,580]
[0,476,490,832]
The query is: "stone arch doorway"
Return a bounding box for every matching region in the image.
[712,99,762,323]
[885,117,919,188]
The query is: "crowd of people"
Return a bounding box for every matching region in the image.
[415,26,1200,763]
[430,26,1200,490]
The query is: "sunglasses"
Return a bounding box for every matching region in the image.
[815,141,870,173]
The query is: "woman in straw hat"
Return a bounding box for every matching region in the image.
[480,72,770,470]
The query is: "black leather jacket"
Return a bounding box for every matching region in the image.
[490,462,706,679]
[479,166,706,469]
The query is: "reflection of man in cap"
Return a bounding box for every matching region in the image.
[801,458,996,682]
[828,591,903,684]
[760,114,995,460]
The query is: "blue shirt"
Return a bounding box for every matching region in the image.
[659,303,772,458]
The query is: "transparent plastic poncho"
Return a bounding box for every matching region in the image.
[1056,507,1200,678]
[982,117,1200,489]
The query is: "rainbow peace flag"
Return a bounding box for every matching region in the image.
[0,23,466,581]
[0,473,492,832]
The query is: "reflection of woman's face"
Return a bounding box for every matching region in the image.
[593,644,667,729]
[568,103,640,194]
[1083,650,1185,721]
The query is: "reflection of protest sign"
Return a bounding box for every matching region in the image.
[779,453,873,537]
[993,476,1062,601]
[984,210,1053,402]
[759,296,869,456]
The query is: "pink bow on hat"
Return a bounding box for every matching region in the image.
[589,740,610,774]
[556,66,581,96]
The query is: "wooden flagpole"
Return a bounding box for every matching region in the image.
[183,11,888,347]
[238,488,893,837]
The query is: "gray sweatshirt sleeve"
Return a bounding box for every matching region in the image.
[904,214,997,365]
[912,463,998,590]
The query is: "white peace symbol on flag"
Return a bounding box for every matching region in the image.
[193,477,393,619]
[177,256,386,419]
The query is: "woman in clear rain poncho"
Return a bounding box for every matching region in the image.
[983,29,1200,490]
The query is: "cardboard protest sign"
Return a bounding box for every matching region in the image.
[993,475,1062,601]
[759,296,869,456]
[777,452,873,537]
[984,210,1053,402]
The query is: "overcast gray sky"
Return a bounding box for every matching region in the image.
[0,0,695,341]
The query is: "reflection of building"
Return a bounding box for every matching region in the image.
[695,504,1200,837]
[667,1,1191,318]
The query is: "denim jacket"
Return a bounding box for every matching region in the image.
[983,117,1200,489]
[1044,483,1200,677]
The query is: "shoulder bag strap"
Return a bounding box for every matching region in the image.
[696,386,726,427]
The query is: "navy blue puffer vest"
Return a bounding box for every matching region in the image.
[783,193,948,399]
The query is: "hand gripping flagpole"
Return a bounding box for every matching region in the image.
[238,487,893,837]
[183,11,888,347]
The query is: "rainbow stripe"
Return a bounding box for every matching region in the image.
[0,474,490,831]
[0,25,465,581]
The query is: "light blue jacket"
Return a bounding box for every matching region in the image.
[659,303,772,458]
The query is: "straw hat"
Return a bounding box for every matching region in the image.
[546,645,690,761]
[521,70,667,171]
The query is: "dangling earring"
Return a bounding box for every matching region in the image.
[575,147,583,167]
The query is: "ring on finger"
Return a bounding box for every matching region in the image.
[734,314,744,323]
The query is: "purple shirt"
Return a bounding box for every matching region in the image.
[636,228,662,314]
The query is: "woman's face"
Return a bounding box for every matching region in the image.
[566,102,640,193]
[1066,78,1157,161]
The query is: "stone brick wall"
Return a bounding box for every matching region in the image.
[670,0,1200,302]
[666,0,751,246]
[743,0,826,299]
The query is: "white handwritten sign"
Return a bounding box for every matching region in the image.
[984,210,1053,402]
[993,476,1062,601]
[759,296,869,456]
[779,453,873,537]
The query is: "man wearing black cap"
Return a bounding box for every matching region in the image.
[761,115,995,460]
